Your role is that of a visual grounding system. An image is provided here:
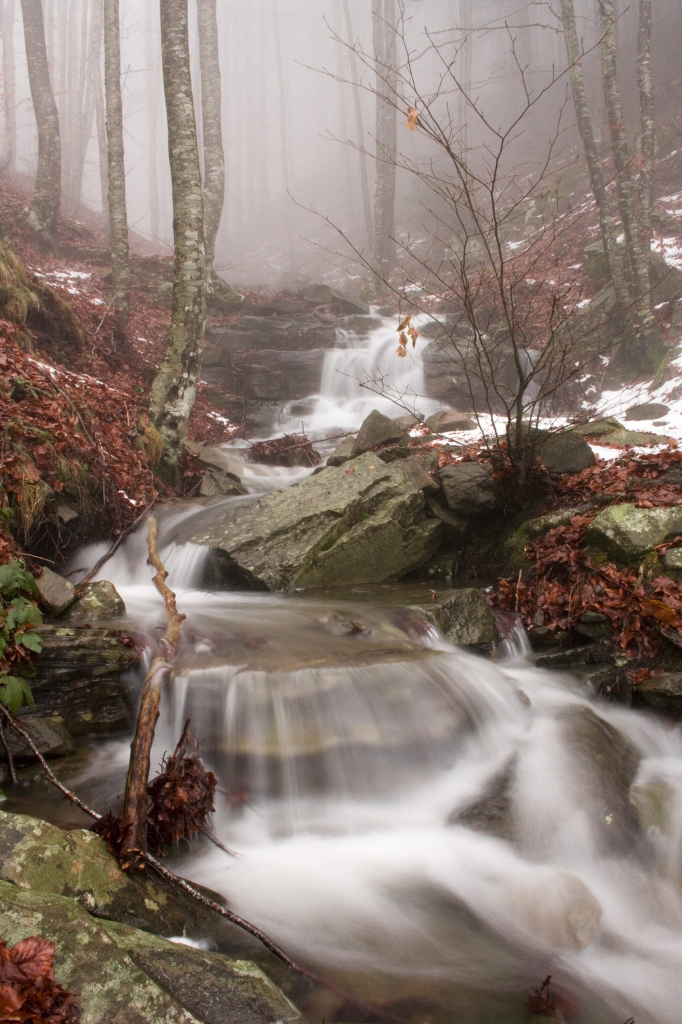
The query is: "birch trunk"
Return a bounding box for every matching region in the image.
[197,0,224,280]
[342,0,372,247]
[597,0,651,318]
[19,0,61,246]
[1,0,16,173]
[372,0,397,286]
[637,0,654,271]
[149,0,206,475]
[560,0,630,311]
[104,0,130,330]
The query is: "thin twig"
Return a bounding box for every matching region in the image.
[0,719,17,784]
[0,705,101,819]
[77,501,155,591]
[199,825,238,858]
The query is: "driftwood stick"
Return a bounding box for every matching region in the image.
[0,719,17,784]
[119,517,185,871]
[0,705,101,818]
[77,501,155,591]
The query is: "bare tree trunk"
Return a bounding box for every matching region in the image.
[273,0,294,271]
[1,0,16,173]
[70,0,98,216]
[104,0,130,330]
[342,0,372,247]
[145,0,159,241]
[637,0,654,272]
[560,0,630,311]
[149,0,206,477]
[19,0,61,246]
[371,0,397,286]
[93,0,109,231]
[597,0,651,318]
[197,0,224,281]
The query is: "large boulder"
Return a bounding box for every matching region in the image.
[62,580,125,623]
[626,402,670,421]
[636,673,682,719]
[571,417,623,438]
[602,428,675,446]
[187,453,443,590]
[0,879,301,1024]
[30,625,135,734]
[0,716,74,761]
[326,435,356,467]
[424,409,477,433]
[419,589,496,646]
[536,431,595,474]
[448,764,514,840]
[351,410,405,455]
[440,462,497,514]
[586,503,682,561]
[0,811,216,936]
[34,567,75,616]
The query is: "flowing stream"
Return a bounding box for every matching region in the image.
[44,320,682,1022]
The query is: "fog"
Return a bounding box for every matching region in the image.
[3,0,682,286]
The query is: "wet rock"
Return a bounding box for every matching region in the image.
[636,672,682,719]
[664,547,682,570]
[586,503,682,561]
[448,765,514,840]
[602,428,675,446]
[0,716,74,761]
[326,435,356,467]
[574,611,612,641]
[424,496,469,540]
[200,470,248,497]
[571,416,623,437]
[536,431,595,474]
[187,452,443,590]
[626,402,670,421]
[392,413,420,430]
[558,705,640,852]
[34,567,75,616]
[526,507,581,539]
[505,870,602,951]
[440,462,497,514]
[424,409,477,433]
[351,410,405,455]
[62,581,125,623]
[31,626,135,734]
[419,588,496,646]
[0,811,218,936]
[0,878,301,1024]
[630,777,674,834]
[533,645,602,668]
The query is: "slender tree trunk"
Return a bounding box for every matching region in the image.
[19,0,61,246]
[597,0,651,318]
[103,0,130,330]
[273,0,294,271]
[149,0,206,476]
[342,0,372,247]
[1,0,16,173]
[459,0,471,153]
[372,0,397,286]
[93,0,109,231]
[560,0,630,311]
[70,0,98,216]
[637,0,654,272]
[145,0,159,242]
[197,0,224,281]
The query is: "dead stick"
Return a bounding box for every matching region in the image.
[0,719,17,784]
[0,705,101,818]
[118,517,185,871]
[77,501,155,591]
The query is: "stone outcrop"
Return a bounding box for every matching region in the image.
[186,453,442,590]
[586,504,682,561]
[418,588,496,646]
[351,410,406,455]
[536,431,595,474]
[34,567,75,616]
[636,673,682,719]
[62,580,125,623]
[424,410,477,433]
[0,716,74,761]
[30,626,136,734]
[440,462,497,514]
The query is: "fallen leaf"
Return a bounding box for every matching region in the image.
[641,598,677,623]
[405,106,418,130]
[11,936,54,980]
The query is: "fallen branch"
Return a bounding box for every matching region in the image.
[118,516,185,870]
[77,501,155,591]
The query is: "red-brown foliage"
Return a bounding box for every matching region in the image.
[0,936,77,1023]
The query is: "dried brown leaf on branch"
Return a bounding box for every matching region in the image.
[404,106,418,130]
[0,936,78,1023]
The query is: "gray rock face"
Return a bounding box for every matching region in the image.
[326,435,356,467]
[0,716,74,761]
[448,765,514,840]
[626,402,670,421]
[586,503,682,561]
[34,567,75,616]
[636,673,682,718]
[188,453,443,590]
[571,417,623,437]
[31,626,135,734]
[63,581,125,623]
[537,431,595,474]
[602,428,674,447]
[351,410,405,455]
[440,462,497,514]
[420,588,496,646]
[665,547,682,570]
[425,409,476,433]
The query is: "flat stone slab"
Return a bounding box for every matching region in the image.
[586,503,682,561]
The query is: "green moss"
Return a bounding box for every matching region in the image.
[584,545,609,566]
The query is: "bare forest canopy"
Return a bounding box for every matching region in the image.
[0,0,679,286]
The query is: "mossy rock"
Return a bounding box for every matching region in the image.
[586,504,682,562]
